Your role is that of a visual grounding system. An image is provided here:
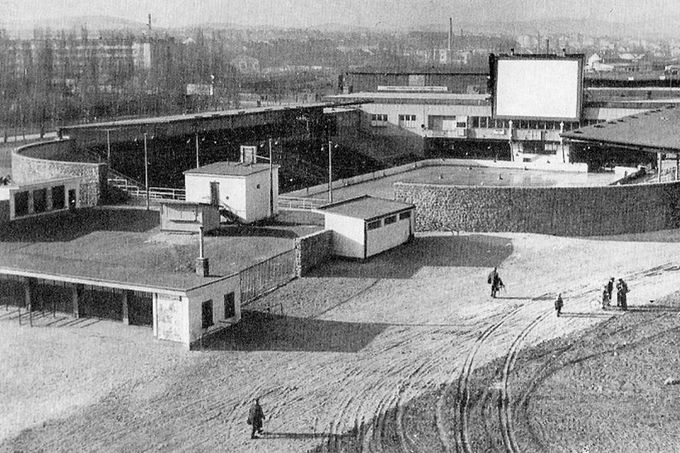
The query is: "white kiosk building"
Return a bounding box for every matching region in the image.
[320,195,415,259]
[184,161,279,224]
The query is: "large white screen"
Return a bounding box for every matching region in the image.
[494,59,581,120]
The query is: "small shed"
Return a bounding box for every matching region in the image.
[320,195,415,259]
[184,161,279,224]
[159,201,220,233]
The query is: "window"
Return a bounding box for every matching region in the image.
[384,215,397,225]
[371,113,388,126]
[399,211,411,220]
[52,185,65,210]
[14,191,29,217]
[398,114,417,128]
[224,292,235,318]
[201,300,213,329]
[33,188,47,213]
[367,220,381,230]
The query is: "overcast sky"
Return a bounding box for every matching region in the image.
[2,0,680,29]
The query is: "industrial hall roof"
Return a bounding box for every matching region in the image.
[184,161,276,177]
[562,105,680,152]
[320,195,414,221]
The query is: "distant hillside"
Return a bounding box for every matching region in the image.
[1,15,149,34]
[419,17,680,39]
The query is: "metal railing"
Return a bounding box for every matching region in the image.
[109,179,186,201]
[278,195,326,210]
[240,249,296,305]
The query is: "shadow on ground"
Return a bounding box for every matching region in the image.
[0,208,159,242]
[199,310,388,353]
[307,234,514,279]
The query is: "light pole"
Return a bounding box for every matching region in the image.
[105,129,112,164]
[143,132,149,210]
[327,139,333,203]
[195,132,200,168]
[268,138,274,217]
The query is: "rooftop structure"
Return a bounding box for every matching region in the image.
[320,195,414,221]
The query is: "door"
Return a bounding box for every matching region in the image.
[209,181,220,206]
[68,189,76,209]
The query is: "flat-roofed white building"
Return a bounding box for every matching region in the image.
[0,177,83,223]
[184,161,279,224]
[320,195,415,259]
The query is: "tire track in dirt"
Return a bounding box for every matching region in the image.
[357,327,462,453]
[497,308,554,453]
[445,305,524,453]
[514,311,675,452]
[396,329,462,453]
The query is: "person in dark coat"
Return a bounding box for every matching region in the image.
[618,279,629,311]
[488,267,504,298]
[555,293,564,317]
[248,398,266,439]
[607,278,615,302]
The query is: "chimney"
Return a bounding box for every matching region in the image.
[546,38,550,54]
[448,18,453,60]
[195,226,210,277]
[240,145,257,164]
[148,14,152,31]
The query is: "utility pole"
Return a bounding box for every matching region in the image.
[328,139,333,203]
[144,132,150,210]
[105,129,112,164]
[268,138,274,217]
[195,132,200,168]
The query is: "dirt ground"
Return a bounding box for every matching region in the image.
[1,230,680,452]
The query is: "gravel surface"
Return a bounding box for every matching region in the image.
[1,231,680,452]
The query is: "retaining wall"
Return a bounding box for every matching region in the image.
[283,158,588,198]
[12,140,107,206]
[294,229,334,277]
[395,181,680,236]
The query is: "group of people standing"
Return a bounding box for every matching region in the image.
[486,268,631,316]
[602,277,629,310]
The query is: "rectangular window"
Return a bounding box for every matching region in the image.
[33,188,47,213]
[201,300,213,329]
[371,113,388,126]
[399,211,411,220]
[14,191,29,217]
[52,185,65,210]
[398,114,416,128]
[384,215,397,225]
[367,220,381,230]
[224,292,235,319]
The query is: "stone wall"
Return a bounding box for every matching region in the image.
[395,181,680,236]
[12,140,107,206]
[0,199,9,222]
[295,229,334,277]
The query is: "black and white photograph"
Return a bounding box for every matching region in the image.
[1,1,680,451]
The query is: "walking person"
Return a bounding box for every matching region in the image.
[247,398,266,439]
[618,278,629,311]
[488,267,504,298]
[555,293,564,317]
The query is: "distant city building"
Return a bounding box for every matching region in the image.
[230,54,260,74]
